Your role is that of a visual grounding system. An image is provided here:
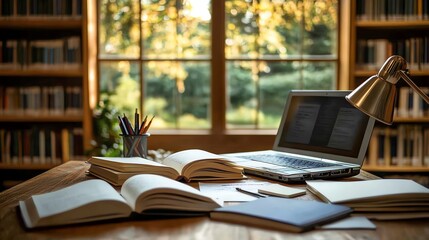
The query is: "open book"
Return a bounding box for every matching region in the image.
[88,149,244,186]
[306,179,429,220]
[19,174,221,228]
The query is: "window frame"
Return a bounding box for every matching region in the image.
[93,1,340,154]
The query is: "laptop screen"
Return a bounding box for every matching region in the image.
[276,91,373,159]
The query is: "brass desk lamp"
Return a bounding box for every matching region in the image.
[346,55,429,125]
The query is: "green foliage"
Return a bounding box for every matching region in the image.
[89,97,122,157]
[98,1,338,129]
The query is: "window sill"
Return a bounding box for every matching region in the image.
[148,129,277,153]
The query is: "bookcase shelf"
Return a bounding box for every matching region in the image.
[0,19,82,29]
[0,69,82,77]
[0,0,90,177]
[363,165,429,173]
[355,70,429,78]
[0,115,83,122]
[356,20,429,28]
[345,0,429,174]
[393,117,429,123]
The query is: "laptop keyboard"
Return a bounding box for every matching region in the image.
[238,154,337,170]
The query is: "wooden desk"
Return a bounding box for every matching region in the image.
[1,161,428,240]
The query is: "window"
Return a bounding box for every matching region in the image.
[96,0,338,151]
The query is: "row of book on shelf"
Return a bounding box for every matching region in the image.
[395,86,429,118]
[356,37,429,71]
[367,125,429,167]
[356,0,429,21]
[0,37,81,70]
[0,127,84,165]
[0,85,82,115]
[0,0,82,18]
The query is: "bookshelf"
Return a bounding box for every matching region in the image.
[346,0,429,173]
[0,0,91,176]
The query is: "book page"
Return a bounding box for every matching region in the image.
[162,149,226,175]
[120,174,220,213]
[88,156,180,177]
[20,179,132,228]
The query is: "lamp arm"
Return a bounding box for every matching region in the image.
[398,70,429,104]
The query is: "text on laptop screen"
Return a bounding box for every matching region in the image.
[278,95,370,158]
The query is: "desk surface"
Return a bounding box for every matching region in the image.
[1,161,428,240]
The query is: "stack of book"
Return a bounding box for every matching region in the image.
[306,179,429,220]
[87,149,245,186]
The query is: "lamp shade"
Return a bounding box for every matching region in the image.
[347,55,429,125]
[345,75,397,125]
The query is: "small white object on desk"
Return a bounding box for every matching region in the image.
[319,216,376,230]
[258,184,306,198]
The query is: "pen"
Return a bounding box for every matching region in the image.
[122,114,134,135]
[134,108,139,135]
[236,187,266,198]
[118,115,129,135]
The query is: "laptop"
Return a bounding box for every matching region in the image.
[224,90,375,182]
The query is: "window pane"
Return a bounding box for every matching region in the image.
[226,60,335,129]
[225,0,338,129]
[226,0,338,59]
[225,0,303,59]
[227,61,298,128]
[303,0,338,56]
[302,61,336,89]
[143,61,211,129]
[99,0,140,58]
[99,61,140,117]
[141,0,211,59]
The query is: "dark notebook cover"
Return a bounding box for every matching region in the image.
[210,197,352,232]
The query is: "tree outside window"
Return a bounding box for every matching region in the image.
[97,0,338,132]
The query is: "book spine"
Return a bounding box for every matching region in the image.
[0,126,86,165]
[355,37,429,72]
[0,85,82,117]
[0,0,82,19]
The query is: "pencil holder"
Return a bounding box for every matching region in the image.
[122,133,150,158]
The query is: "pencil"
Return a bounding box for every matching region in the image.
[139,115,148,134]
[236,188,266,198]
[143,115,155,133]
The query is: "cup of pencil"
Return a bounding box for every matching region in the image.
[118,109,154,158]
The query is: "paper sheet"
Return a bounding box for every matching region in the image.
[199,181,271,204]
[319,216,376,229]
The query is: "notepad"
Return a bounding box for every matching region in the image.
[258,184,306,198]
[306,179,429,220]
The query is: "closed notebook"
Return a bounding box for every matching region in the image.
[306,179,429,206]
[306,179,429,220]
[210,197,352,232]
